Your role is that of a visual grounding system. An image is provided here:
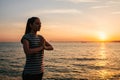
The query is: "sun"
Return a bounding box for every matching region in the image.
[98,32,107,41]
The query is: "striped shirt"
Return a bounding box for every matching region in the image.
[21,33,44,74]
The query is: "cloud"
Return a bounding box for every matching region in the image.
[55,0,98,3]
[91,5,110,9]
[28,9,82,16]
[40,9,82,14]
[111,11,120,15]
[107,1,120,4]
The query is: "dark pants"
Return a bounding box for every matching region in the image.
[22,72,43,80]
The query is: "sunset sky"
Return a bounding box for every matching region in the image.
[0,0,120,42]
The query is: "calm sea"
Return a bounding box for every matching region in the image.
[0,42,120,80]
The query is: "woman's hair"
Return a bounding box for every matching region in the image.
[25,17,39,34]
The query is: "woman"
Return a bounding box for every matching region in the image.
[21,17,53,80]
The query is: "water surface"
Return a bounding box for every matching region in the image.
[0,42,120,80]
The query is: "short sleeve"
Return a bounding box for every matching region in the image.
[38,35,46,42]
[38,35,45,39]
[21,34,30,44]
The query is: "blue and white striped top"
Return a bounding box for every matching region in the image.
[21,33,44,74]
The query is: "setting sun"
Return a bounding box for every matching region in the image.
[98,32,107,41]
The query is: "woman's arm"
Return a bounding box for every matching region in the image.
[22,39,44,54]
[44,41,54,50]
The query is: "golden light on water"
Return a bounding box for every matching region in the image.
[98,70,113,79]
[96,43,107,67]
[96,43,113,79]
[99,43,106,59]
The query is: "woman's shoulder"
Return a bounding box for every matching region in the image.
[23,33,31,38]
[38,35,44,38]
[21,34,31,43]
[38,35,44,39]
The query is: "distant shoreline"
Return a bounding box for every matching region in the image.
[51,41,120,43]
[0,41,120,43]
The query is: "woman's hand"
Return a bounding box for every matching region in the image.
[38,35,53,50]
[43,41,54,50]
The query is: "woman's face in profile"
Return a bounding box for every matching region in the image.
[31,18,41,31]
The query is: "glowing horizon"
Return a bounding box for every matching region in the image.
[0,0,120,42]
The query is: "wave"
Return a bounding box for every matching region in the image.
[74,58,107,61]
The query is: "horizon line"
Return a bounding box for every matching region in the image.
[0,40,120,43]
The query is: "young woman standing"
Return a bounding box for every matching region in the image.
[21,17,53,80]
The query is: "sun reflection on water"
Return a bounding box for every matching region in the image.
[98,70,113,79]
[96,43,113,79]
[96,43,107,66]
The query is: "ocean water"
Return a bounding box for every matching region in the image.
[0,42,120,80]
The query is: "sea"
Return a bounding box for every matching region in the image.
[0,42,120,80]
